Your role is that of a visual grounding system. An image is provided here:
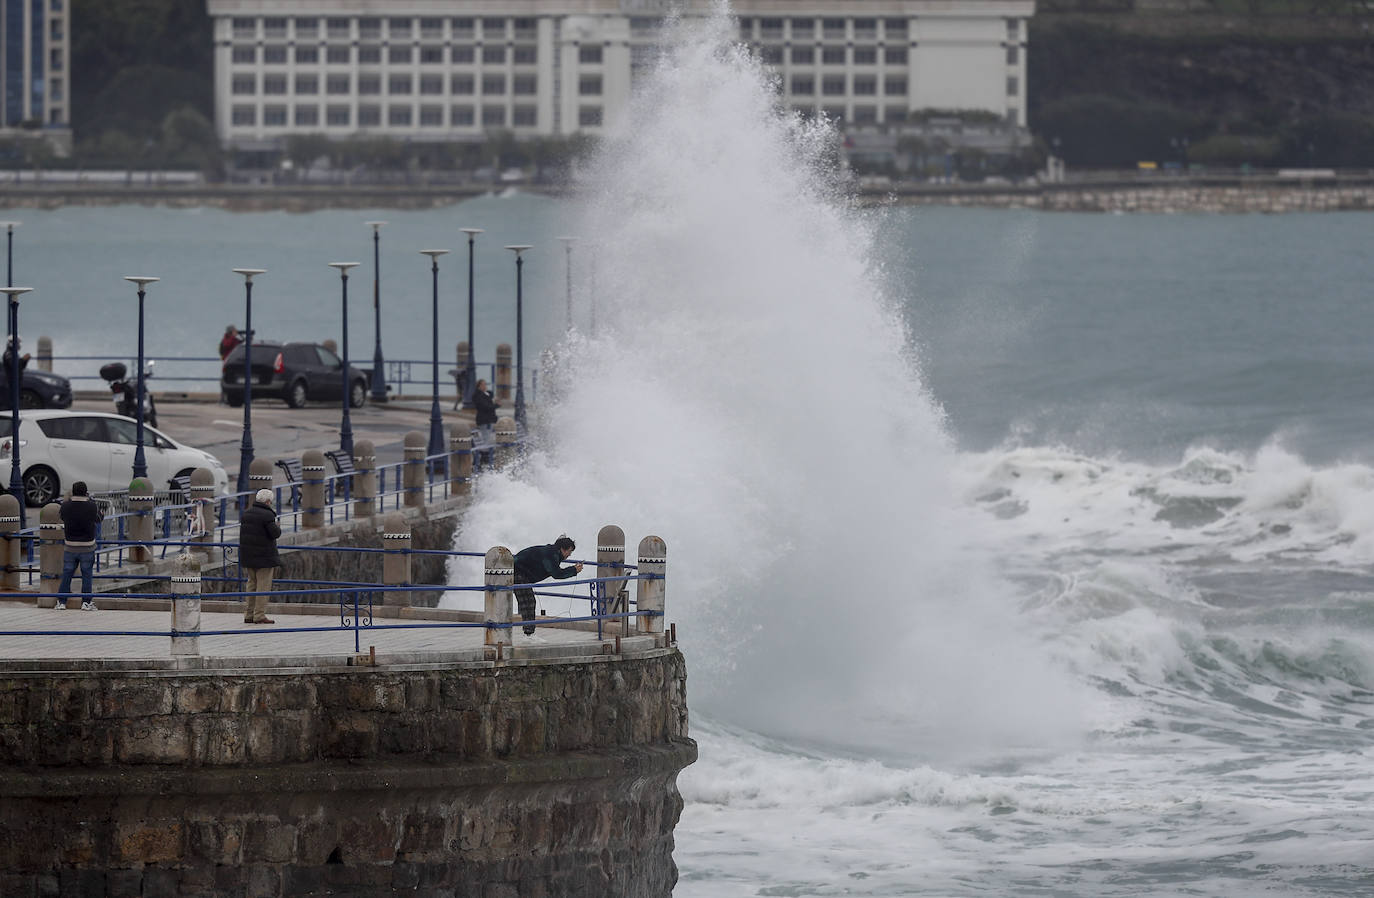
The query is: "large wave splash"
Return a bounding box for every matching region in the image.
[447,7,1088,757]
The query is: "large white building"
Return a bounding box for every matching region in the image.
[206,1,1033,151]
[0,0,71,150]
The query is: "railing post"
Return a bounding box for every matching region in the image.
[382,511,411,606]
[191,468,218,552]
[170,552,201,657]
[38,502,62,607]
[597,524,628,636]
[495,343,512,401]
[449,425,472,496]
[495,418,518,469]
[36,335,52,372]
[484,545,514,651]
[301,448,326,528]
[402,431,425,508]
[0,493,19,591]
[248,458,274,508]
[636,535,666,639]
[128,477,154,563]
[353,438,376,518]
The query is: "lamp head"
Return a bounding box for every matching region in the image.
[328,262,361,272]
[232,268,267,283]
[459,227,484,237]
[0,286,33,303]
[557,236,577,246]
[0,221,19,233]
[505,245,533,257]
[367,221,387,231]
[123,276,160,288]
[419,250,449,260]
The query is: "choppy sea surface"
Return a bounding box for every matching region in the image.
[18,10,1374,896]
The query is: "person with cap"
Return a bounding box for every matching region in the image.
[57,481,103,610]
[511,536,582,639]
[239,488,281,624]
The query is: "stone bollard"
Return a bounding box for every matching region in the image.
[402,431,425,508]
[38,502,62,608]
[190,466,217,551]
[597,524,629,636]
[301,449,326,528]
[636,535,667,638]
[36,336,52,372]
[494,418,518,469]
[170,552,201,657]
[128,477,155,563]
[353,439,377,518]
[484,545,514,650]
[382,511,411,606]
[248,458,274,505]
[495,343,512,401]
[449,426,472,496]
[0,493,19,591]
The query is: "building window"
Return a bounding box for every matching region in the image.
[513,44,537,65]
[452,17,474,39]
[760,46,783,66]
[884,76,907,95]
[295,46,318,65]
[578,105,602,127]
[388,105,412,126]
[359,17,380,39]
[792,46,813,65]
[513,75,537,95]
[482,74,506,95]
[452,74,474,95]
[822,18,845,39]
[327,46,350,64]
[358,75,381,95]
[792,18,814,38]
[885,47,907,65]
[327,17,350,39]
[232,17,255,39]
[49,77,62,102]
[630,17,663,38]
[420,75,443,95]
[389,46,412,65]
[389,17,412,39]
[420,18,443,38]
[737,17,753,39]
[853,105,877,124]
[822,46,845,65]
[481,17,506,38]
[822,75,845,96]
[579,45,602,64]
[1007,76,1018,96]
[232,46,256,64]
[419,104,443,126]
[853,46,876,65]
[451,104,474,125]
[579,74,602,96]
[232,74,256,95]
[295,105,319,126]
[421,45,444,64]
[513,17,536,38]
[760,18,783,40]
[358,104,381,126]
[482,105,505,127]
[263,75,287,95]
[1007,19,1019,40]
[884,105,907,123]
[452,45,475,64]
[327,74,350,95]
[295,75,319,95]
[263,45,287,64]
[482,45,505,65]
[854,18,877,40]
[296,18,319,39]
[513,105,536,126]
[264,105,287,126]
[327,105,350,126]
[389,75,413,95]
[885,18,908,37]
[263,17,286,39]
[1006,46,1019,65]
[853,76,876,96]
[791,76,814,95]
[358,45,381,64]
[231,105,256,125]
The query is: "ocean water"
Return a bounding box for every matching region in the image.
[12,9,1374,896]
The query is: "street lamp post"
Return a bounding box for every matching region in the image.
[1,286,31,524]
[420,250,449,466]
[459,227,483,409]
[367,221,388,403]
[2,221,18,287]
[232,268,266,496]
[329,262,360,455]
[558,236,576,331]
[504,245,532,429]
[122,277,160,480]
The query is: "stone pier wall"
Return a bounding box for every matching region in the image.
[0,651,696,897]
[885,181,1374,213]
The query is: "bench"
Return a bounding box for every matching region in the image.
[324,450,356,502]
[167,474,192,502]
[274,458,302,506]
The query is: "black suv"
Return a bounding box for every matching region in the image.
[0,366,72,409]
[221,341,369,409]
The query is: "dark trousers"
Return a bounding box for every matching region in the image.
[514,587,537,635]
[58,548,95,605]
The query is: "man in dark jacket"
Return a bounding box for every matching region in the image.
[512,536,582,638]
[57,481,103,610]
[473,379,499,427]
[239,488,281,624]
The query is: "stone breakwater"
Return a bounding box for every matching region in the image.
[881,179,1374,214]
[0,651,696,897]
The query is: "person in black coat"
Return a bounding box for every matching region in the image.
[473,378,499,427]
[512,536,582,637]
[239,488,281,624]
[57,481,103,610]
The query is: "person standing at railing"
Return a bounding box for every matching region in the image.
[57,480,103,611]
[512,536,582,640]
[218,324,242,360]
[473,378,499,433]
[239,488,281,625]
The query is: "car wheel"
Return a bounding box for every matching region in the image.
[18,389,43,409]
[349,379,367,409]
[285,379,308,409]
[22,465,58,507]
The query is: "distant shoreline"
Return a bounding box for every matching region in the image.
[0,175,1370,213]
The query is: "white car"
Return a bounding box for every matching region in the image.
[0,410,229,506]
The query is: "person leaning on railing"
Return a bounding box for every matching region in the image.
[511,536,582,641]
[57,480,103,611]
[239,488,281,625]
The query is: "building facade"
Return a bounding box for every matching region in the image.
[0,0,70,145]
[205,1,1033,151]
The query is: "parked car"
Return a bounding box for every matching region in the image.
[0,366,73,409]
[0,410,229,506]
[221,340,369,409]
